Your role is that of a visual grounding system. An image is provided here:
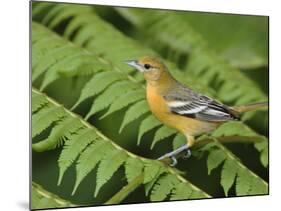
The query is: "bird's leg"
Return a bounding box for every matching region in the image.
[157,135,195,166]
[157,144,189,166]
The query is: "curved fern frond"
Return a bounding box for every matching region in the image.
[32,105,66,139]
[85,80,139,120]
[32,182,78,210]
[203,140,268,196]
[32,22,110,90]
[119,100,149,133]
[32,88,210,203]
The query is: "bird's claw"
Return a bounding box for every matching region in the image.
[157,144,191,166]
[182,149,191,160]
[157,153,178,166]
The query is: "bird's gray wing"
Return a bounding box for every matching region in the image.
[163,84,239,122]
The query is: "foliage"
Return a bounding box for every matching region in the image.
[31,2,268,209]
[32,182,78,210]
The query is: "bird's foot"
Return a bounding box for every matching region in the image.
[157,144,191,166]
[182,148,192,160]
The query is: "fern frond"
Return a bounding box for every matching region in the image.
[34,3,216,97]
[151,126,177,149]
[119,100,149,133]
[85,80,139,119]
[95,150,128,197]
[172,133,186,150]
[72,141,115,195]
[206,149,226,175]
[170,182,193,200]
[32,88,210,203]
[32,91,49,113]
[58,128,99,185]
[137,115,161,146]
[32,22,109,90]
[32,105,66,138]
[254,141,268,167]
[72,71,125,109]
[220,159,237,196]
[100,89,145,119]
[125,157,144,183]
[32,182,77,210]
[211,121,268,167]
[150,174,180,201]
[32,116,84,152]
[204,140,268,196]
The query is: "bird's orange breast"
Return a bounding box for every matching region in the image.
[146,84,218,136]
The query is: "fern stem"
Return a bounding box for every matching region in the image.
[104,174,144,205]
[195,135,266,148]
[32,87,137,158]
[32,182,77,207]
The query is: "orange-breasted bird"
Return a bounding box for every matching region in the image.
[125,56,268,166]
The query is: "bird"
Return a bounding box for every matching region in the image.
[125,56,268,166]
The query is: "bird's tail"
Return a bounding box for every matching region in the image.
[232,101,268,113]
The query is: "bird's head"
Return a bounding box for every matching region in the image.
[125,56,170,82]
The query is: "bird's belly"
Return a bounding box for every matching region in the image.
[155,112,217,136]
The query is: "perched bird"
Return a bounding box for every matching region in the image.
[125,56,268,166]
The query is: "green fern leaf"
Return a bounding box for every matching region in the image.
[100,89,145,119]
[58,128,99,185]
[41,3,64,25]
[137,115,161,146]
[72,141,115,195]
[207,149,227,175]
[39,52,87,90]
[212,121,258,137]
[235,168,251,196]
[119,100,149,133]
[32,91,49,113]
[125,157,144,183]
[72,71,125,109]
[95,150,128,197]
[220,159,237,196]
[143,161,164,184]
[247,175,268,195]
[86,80,139,119]
[32,182,77,210]
[172,133,186,150]
[170,182,192,200]
[32,106,66,138]
[151,126,177,149]
[32,116,84,152]
[32,45,77,82]
[254,141,268,167]
[32,2,54,18]
[47,4,91,29]
[143,161,166,196]
[150,174,180,201]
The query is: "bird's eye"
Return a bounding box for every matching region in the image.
[144,64,151,69]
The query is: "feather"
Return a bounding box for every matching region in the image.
[164,82,239,122]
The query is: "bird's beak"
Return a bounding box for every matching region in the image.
[124,60,144,72]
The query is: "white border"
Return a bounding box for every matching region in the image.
[1,0,280,211]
